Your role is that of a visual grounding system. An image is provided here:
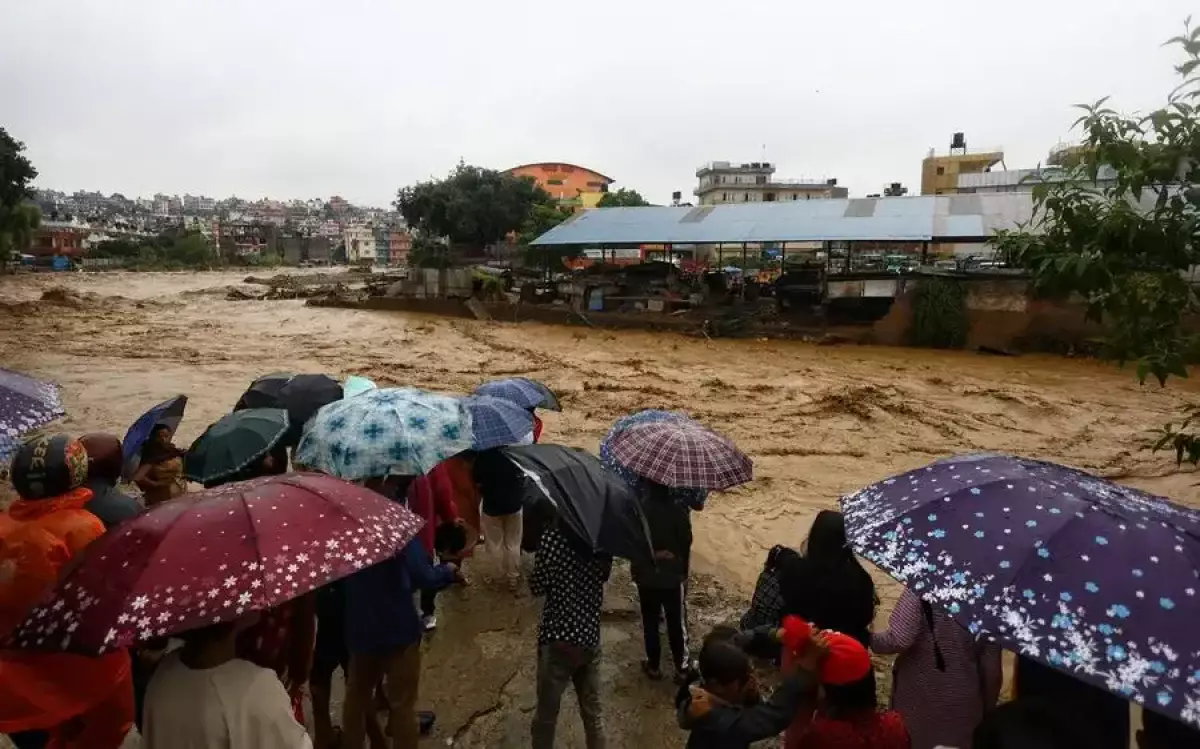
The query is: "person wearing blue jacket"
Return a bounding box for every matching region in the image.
[341,476,463,749]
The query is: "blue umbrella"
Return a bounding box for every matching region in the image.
[599,409,709,510]
[295,388,473,480]
[841,454,1200,728]
[461,395,536,451]
[0,367,64,467]
[474,377,561,411]
[121,394,188,479]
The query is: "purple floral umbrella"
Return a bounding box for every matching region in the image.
[0,367,65,467]
[840,454,1200,727]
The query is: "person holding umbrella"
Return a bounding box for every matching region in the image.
[0,434,134,749]
[123,395,189,507]
[530,523,612,749]
[4,472,426,749]
[631,480,694,684]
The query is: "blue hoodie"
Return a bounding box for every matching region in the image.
[344,538,455,653]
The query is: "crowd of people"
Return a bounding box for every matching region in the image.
[0,384,1198,749]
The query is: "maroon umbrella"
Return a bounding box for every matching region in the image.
[607,419,752,490]
[5,472,423,655]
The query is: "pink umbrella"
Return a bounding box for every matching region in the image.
[5,472,423,655]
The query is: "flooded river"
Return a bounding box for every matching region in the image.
[2,270,1198,591]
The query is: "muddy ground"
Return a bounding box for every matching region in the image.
[1,269,1198,747]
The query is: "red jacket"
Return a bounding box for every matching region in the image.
[407,464,462,555]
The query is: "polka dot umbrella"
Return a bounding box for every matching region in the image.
[0,367,64,468]
[3,472,425,655]
[840,454,1200,729]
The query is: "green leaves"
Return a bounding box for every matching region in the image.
[596,188,651,208]
[994,21,1200,464]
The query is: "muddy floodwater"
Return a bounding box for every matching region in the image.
[1,270,1197,747]
[2,270,1198,588]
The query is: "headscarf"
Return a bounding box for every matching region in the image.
[780,510,877,644]
[9,433,89,500]
[140,425,185,465]
[80,433,124,486]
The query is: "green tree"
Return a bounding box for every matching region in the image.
[0,128,41,269]
[993,21,1200,463]
[395,163,550,251]
[90,238,141,259]
[596,188,651,207]
[517,198,580,274]
[169,233,215,266]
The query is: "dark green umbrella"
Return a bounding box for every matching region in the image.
[185,408,290,486]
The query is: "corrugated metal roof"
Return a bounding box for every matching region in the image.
[531,193,1036,246]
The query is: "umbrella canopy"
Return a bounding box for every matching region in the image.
[600,410,709,509]
[235,373,343,443]
[184,408,290,485]
[0,367,64,467]
[121,394,188,479]
[343,375,378,398]
[462,395,536,450]
[474,377,562,411]
[477,444,652,564]
[840,454,1200,728]
[233,372,294,410]
[296,387,473,481]
[4,472,424,655]
[607,418,752,490]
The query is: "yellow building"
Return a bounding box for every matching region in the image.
[921,133,1004,195]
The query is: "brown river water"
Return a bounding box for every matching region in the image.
[2,270,1197,589]
[1,270,1196,746]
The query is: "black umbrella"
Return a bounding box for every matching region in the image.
[235,373,342,444]
[185,408,290,486]
[475,444,652,564]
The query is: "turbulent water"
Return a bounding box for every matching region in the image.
[2,269,1197,596]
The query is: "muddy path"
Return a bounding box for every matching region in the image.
[1,270,1197,746]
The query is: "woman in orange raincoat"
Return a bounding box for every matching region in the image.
[0,434,134,749]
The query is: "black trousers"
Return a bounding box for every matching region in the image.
[420,587,437,617]
[636,583,689,673]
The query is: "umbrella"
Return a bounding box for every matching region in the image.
[235,373,343,443]
[4,472,425,655]
[0,367,64,467]
[476,444,652,563]
[184,408,290,485]
[840,454,1200,728]
[462,395,536,450]
[233,372,294,410]
[474,377,562,411]
[121,394,188,479]
[296,387,473,481]
[606,418,752,490]
[600,410,709,509]
[343,375,378,398]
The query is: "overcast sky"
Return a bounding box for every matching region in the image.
[2,0,1195,206]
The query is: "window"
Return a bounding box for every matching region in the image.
[743,192,750,202]
[764,193,776,202]
[936,166,945,175]
[547,179,563,185]
[791,194,798,200]
[722,192,728,202]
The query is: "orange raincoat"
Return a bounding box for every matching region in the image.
[0,489,134,749]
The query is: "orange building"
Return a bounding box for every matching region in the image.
[505,162,614,207]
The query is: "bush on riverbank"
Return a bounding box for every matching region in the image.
[909,278,968,349]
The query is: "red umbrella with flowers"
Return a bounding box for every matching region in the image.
[4,472,423,655]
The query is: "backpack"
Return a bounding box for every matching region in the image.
[0,500,103,638]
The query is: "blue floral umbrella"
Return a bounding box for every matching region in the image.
[461,395,535,451]
[295,388,473,481]
[474,377,561,411]
[599,410,709,510]
[0,367,64,467]
[840,454,1200,727]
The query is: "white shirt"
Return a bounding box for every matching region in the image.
[142,651,312,749]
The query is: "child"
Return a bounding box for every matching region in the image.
[676,627,829,749]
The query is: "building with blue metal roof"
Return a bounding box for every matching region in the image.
[531,193,1035,247]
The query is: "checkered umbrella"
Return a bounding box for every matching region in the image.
[473,377,562,411]
[606,419,752,490]
[600,410,709,509]
[461,395,535,451]
[295,388,473,480]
